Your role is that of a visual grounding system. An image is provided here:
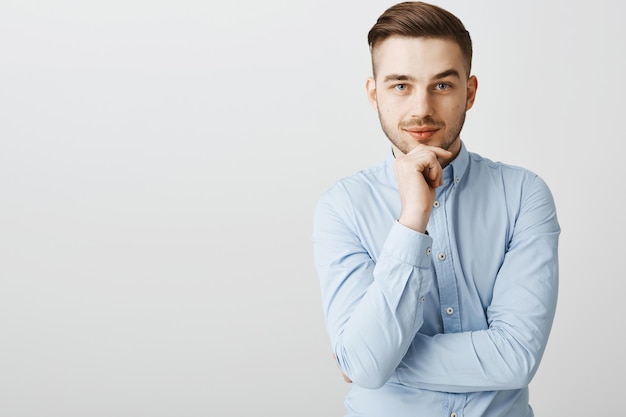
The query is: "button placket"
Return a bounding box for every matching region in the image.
[430,174,462,333]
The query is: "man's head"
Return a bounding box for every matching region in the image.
[368,1,472,79]
[366,2,477,158]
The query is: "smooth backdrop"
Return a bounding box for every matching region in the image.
[1,1,624,416]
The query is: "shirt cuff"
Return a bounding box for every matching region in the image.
[381,221,433,268]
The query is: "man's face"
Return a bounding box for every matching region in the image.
[366,36,477,158]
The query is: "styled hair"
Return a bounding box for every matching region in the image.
[367,1,473,77]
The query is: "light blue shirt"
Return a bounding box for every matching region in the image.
[312,142,560,417]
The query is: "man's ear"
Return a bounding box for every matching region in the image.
[466,75,478,111]
[366,77,378,111]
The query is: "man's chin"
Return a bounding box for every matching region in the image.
[395,139,438,154]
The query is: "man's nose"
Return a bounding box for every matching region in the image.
[410,89,433,119]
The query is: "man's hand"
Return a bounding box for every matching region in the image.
[333,354,352,383]
[393,145,452,233]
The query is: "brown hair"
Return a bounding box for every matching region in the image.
[367,1,473,77]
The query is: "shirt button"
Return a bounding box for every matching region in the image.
[420,296,425,303]
[446,307,454,315]
[438,252,446,261]
[451,413,458,417]
[433,200,440,208]
[455,176,460,183]
[426,247,432,256]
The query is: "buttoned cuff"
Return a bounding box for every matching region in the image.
[381,221,433,268]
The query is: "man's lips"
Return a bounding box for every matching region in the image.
[403,127,440,140]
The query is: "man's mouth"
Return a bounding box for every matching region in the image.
[403,127,440,141]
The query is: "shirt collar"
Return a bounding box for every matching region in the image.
[444,141,469,186]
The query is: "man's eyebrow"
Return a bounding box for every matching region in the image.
[382,69,462,83]
[382,74,416,82]
[434,69,461,79]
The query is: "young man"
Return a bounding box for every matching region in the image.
[312,2,560,416]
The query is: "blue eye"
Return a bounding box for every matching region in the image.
[435,82,450,90]
[394,84,408,91]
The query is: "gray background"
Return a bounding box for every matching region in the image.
[0,0,623,416]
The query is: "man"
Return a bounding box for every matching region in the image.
[312,2,560,416]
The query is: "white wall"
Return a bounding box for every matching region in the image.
[0,1,623,416]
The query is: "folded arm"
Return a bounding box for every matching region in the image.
[396,175,560,392]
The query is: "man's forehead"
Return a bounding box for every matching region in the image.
[372,36,466,79]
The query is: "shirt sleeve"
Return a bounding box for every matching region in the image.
[312,183,435,389]
[395,175,560,392]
